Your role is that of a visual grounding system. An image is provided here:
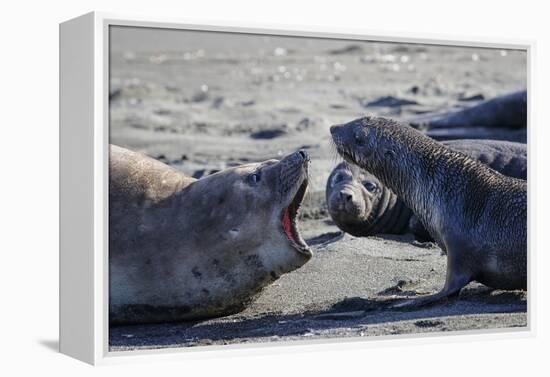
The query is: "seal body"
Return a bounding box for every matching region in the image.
[331,116,527,305]
[109,145,311,324]
[426,90,527,129]
[410,91,528,143]
[326,139,527,240]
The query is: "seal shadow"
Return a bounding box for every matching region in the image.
[109,286,526,349]
[38,339,59,352]
[305,231,344,248]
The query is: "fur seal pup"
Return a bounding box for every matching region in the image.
[109,145,312,324]
[330,116,527,306]
[326,139,527,240]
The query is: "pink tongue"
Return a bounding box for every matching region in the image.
[282,208,295,241]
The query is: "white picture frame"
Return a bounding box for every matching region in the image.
[59,11,534,365]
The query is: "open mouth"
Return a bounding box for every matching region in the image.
[281,179,311,256]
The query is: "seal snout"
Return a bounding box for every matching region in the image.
[339,190,353,202]
[337,188,364,214]
[289,149,310,176]
[330,124,344,139]
[283,149,310,167]
[296,149,310,172]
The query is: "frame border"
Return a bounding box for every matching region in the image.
[60,11,534,365]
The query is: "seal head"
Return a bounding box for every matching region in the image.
[326,162,411,236]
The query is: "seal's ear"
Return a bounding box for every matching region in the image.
[247,171,262,186]
[228,228,240,238]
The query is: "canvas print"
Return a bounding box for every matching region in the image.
[108,25,527,351]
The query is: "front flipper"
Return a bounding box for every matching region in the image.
[391,252,472,309]
[391,287,461,309]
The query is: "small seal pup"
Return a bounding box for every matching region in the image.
[109,145,312,324]
[330,116,527,306]
[326,162,412,237]
[326,139,527,240]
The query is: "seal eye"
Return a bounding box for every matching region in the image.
[384,149,396,158]
[363,181,377,192]
[331,172,344,186]
[248,172,261,185]
[354,131,368,146]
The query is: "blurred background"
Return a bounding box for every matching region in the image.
[109,26,526,198]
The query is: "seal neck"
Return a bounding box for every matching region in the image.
[371,140,469,235]
[364,187,413,235]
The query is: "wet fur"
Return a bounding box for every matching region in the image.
[331,116,527,304]
[326,139,526,239]
[426,90,527,129]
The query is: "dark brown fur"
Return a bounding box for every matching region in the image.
[331,116,527,306]
[326,139,526,240]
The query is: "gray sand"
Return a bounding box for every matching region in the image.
[108,27,527,350]
[110,207,526,350]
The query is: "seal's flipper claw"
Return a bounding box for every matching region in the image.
[390,292,454,310]
[390,298,417,309]
[390,271,470,310]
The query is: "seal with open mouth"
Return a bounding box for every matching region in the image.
[326,139,527,241]
[330,116,527,307]
[109,145,311,324]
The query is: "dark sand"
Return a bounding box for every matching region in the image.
[109,27,527,350]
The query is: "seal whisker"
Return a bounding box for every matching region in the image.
[328,137,344,165]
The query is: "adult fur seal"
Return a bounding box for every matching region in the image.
[326,139,527,240]
[330,116,527,306]
[109,145,312,324]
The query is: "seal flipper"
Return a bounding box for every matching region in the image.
[391,274,471,308]
[391,250,473,308]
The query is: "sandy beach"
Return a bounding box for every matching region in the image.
[108,26,527,350]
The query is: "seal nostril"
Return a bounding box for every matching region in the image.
[339,191,353,202]
[298,150,309,161]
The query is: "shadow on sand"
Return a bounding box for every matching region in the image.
[109,286,526,349]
